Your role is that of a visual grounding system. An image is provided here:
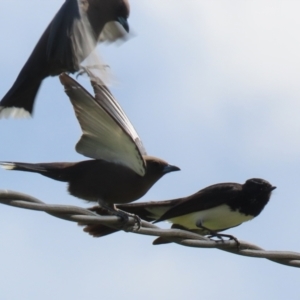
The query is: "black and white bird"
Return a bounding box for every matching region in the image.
[81,178,276,244]
[0,0,130,118]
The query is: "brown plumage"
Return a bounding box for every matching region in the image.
[1,158,179,208]
[0,0,130,118]
[0,73,179,212]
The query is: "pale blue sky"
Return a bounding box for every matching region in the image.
[0,1,300,299]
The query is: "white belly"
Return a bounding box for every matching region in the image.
[168,204,254,230]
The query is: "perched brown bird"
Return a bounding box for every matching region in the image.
[81,178,276,244]
[0,73,180,217]
[0,0,130,118]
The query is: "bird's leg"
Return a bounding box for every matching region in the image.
[116,209,142,232]
[209,233,240,248]
[196,221,240,247]
[97,200,141,232]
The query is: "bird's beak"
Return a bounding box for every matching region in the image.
[163,164,180,174]
[270,186,277,191]
[117,17,129,32]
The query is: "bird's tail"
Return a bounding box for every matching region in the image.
[0,161,72,182]
[0,78,42,118]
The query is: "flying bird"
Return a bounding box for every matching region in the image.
[81,178,276,244]
[0,73,179,219]
[0,0,130,118]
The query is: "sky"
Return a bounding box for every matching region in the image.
[0,0,300,299]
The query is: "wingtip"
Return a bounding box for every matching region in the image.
[0,107,31,119]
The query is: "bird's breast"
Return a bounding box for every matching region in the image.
[67,160,150,203]
[168,204,254,231]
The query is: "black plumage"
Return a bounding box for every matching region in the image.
[81,178,276,244]
[0,0,130,118]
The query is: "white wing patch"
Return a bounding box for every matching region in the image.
[92,81,147,156]
[60,74,146,176]
[74,1,128,81]
[72,1,97,66]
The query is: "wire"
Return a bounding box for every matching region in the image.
[1,190,299,268]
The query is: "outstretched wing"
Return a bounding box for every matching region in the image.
[47,0,96,72]
[48,0,130,72]
[59,73,146,176]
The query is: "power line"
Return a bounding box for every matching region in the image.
[1,190,299,268]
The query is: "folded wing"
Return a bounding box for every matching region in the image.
[154,183,241,222]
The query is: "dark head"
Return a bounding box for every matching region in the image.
[87,0,130,34]
[144,155,180,184]
[240,178,276,217]
[243,178,276,195]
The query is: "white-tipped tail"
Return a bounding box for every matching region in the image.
[0,162,16,170]
[0,107,31,119]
